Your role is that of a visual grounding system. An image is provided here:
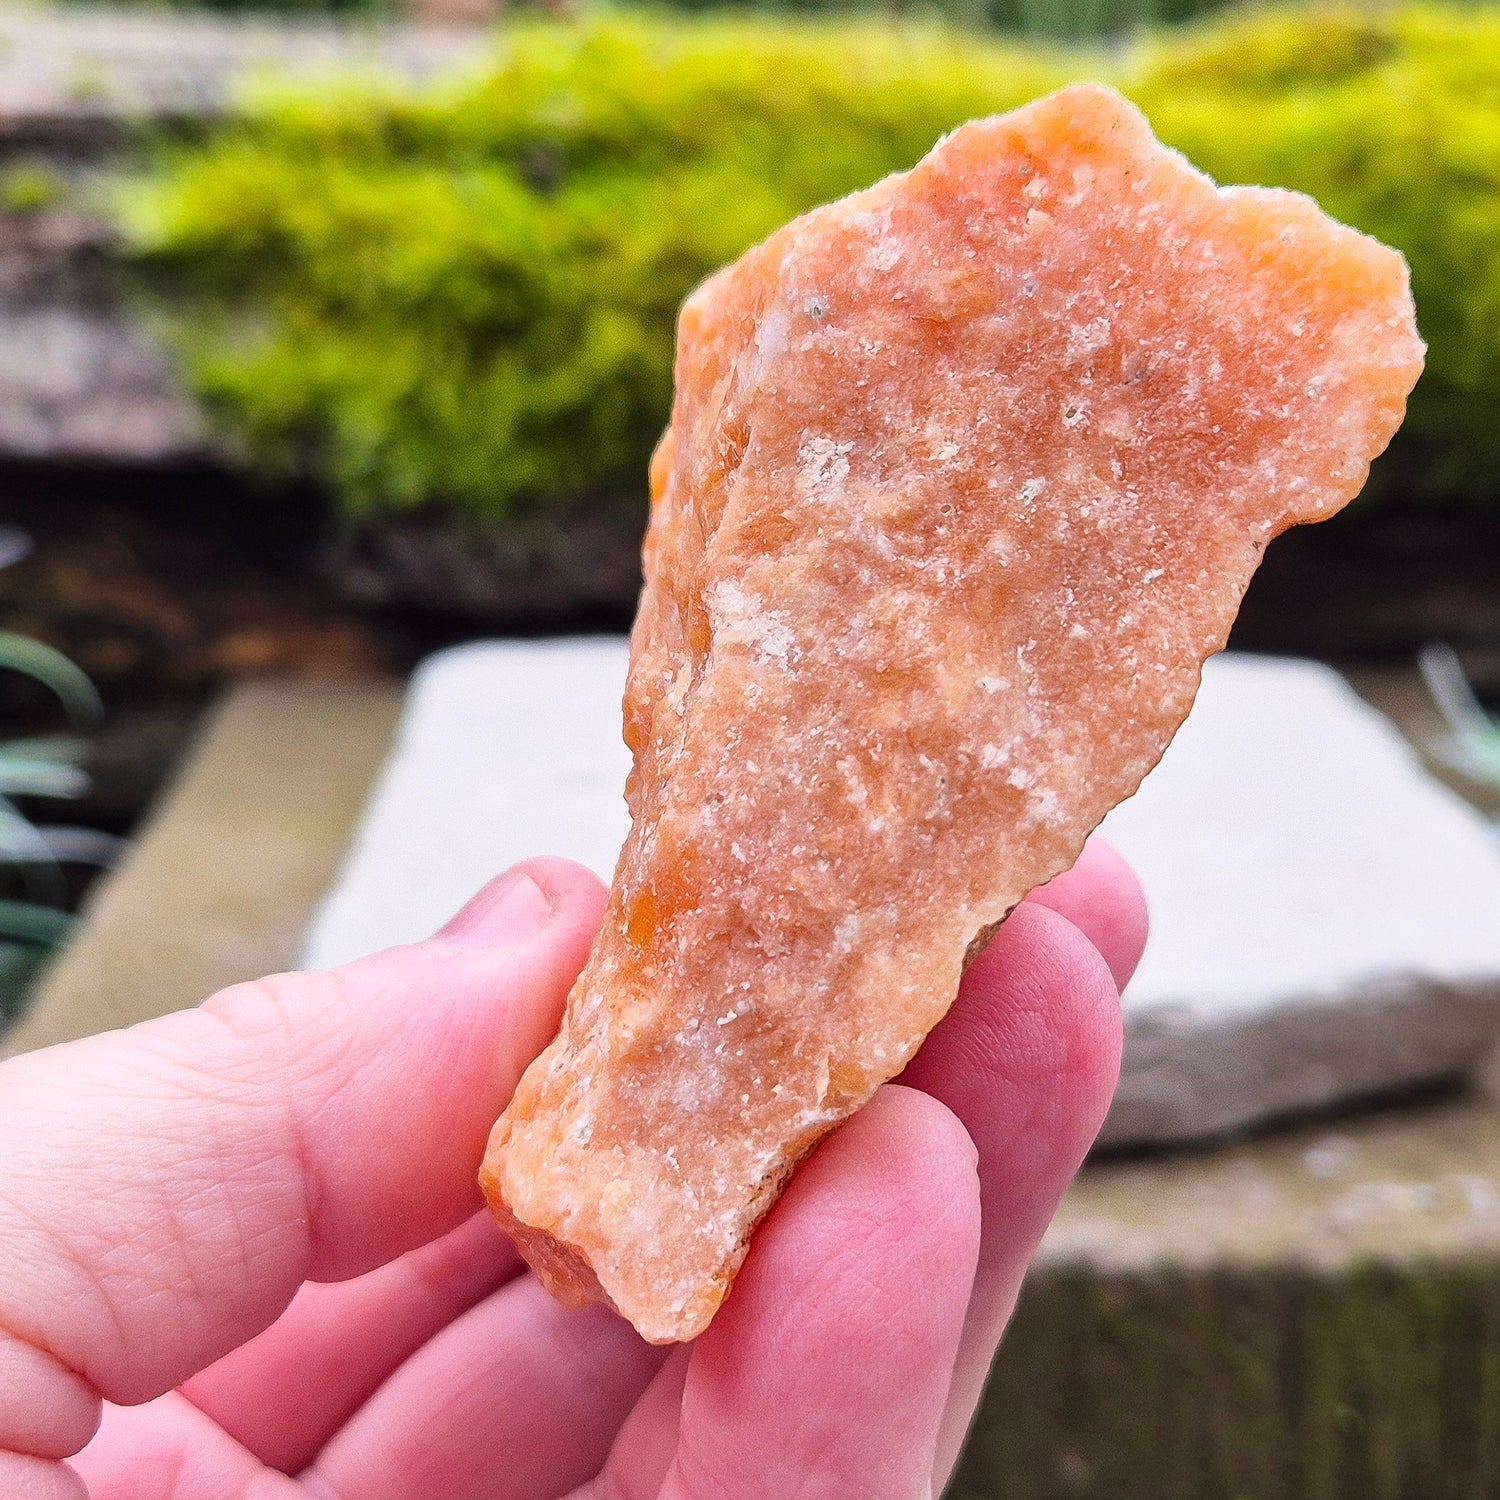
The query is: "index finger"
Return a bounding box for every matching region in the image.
[0,859,604,1434]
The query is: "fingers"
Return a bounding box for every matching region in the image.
[84,1208,665,1500]
[72,1394,300,1500]
[578,1348,691,1500]
[649,1087,980,1500]
[576,855,1138,1500]
[307,1276,665,1500]
[0,1339,98,1459]
[177,1212,524,1474]
[1025,836,1148,991]
[901,901,1123,1484]
[0,858,605,1433]
[0,1453,87,1500]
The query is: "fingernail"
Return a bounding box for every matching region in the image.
[438,871,554,948]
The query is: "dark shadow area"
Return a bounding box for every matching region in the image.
[4,457,1498,845]
[0,457,644,712]
[1230,499,1500,697]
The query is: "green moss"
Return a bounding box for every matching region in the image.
[122,17,1070,528]
[955,1261,1500,1499]
[2,162,65,214]
[120,9,1500,531]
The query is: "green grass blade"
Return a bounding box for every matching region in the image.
[0,804,68,906]
[0,758,89,799]
[0,899,73,947]
[30,826,125,869]
[0,736,88,764]
[1419,643,1500,793]
[0,633,104,726]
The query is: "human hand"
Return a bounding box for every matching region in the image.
[1,843,1144,1500]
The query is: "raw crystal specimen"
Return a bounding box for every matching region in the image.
[480,83,1424,1343]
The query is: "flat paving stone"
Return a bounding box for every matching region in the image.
[1095,653,1500,1146]
[304,640,1500,1148]
[304,638,634,966]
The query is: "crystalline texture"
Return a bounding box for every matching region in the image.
[480,83,1425,1343]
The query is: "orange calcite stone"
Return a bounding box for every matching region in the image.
[480,83,1424,1343]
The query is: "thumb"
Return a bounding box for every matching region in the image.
[0,858,604,1455]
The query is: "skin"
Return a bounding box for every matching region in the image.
[0,839,1145,1500]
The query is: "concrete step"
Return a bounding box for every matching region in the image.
[1,676,402,1057]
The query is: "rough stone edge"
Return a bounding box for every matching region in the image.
[1100,977,1500,1150]
[953,1257,1500,1500]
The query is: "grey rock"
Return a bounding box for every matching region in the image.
[0,5,473,126]
[0,303,202,460]
[0,4,479,465]
[1095,654,1500,1146]
[304,639,635,966]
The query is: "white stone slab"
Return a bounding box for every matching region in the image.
[1094,655,1500,1146]
[303,643,1500,1148]
[304,639,634,963]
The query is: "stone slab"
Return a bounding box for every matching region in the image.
[960,1084,1500,1500]
[1094,653,1500,1145]
[303,640,1500,1147]
[2,677,402,1058]
[0,4,473,129]
[304,639,634,966]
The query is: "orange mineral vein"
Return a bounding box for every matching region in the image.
[480,82,1424,1343]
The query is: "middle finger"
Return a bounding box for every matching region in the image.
[179,1211,524,1473]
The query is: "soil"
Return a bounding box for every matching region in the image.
[1232,499,1500,694]
[0,460,390,844]
[0,460,396,707]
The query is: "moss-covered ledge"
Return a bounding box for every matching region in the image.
[958,1089,1500,1499]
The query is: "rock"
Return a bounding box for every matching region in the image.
[0,7,472,127]
[464,80,1425,1343]
[303,639,634,965]
[326,513,645,629]
[0,6,475,466]
[474,88,1423,1340]
[0,303,202,462]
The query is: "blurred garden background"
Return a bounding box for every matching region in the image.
[2,5,1496,871]
[2,0,1500,1491]
[4,4,1499,861]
